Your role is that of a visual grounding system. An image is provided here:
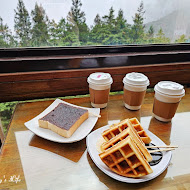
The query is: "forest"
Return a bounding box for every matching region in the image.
[0,0,187,48]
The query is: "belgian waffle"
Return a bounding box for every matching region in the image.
[128,118,151,144]
[101,122,152,162]
[99,136,153,178]
[102,118,151,144]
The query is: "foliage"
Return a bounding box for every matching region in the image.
[0,17,16,47]
[0,102,17,134]
[153,28,170,44]
[0,0,189,47]
[68,0,89,44]
[14,0,31,47]
[31,3,50,47]
[130,1,145,44]
[175,34,187,43]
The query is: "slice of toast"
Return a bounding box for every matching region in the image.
[38,103,88,138]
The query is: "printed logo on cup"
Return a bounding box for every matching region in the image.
[88,72,113,88]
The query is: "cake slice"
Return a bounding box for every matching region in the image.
[99,136,153,178]
[38,102,89,138]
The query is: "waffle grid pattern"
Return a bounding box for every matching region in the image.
[102,118,151,144]
[101,126,152,162]
[100,137,150,177]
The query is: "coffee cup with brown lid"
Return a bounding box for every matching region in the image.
[153,81,185,122]
[123,72,150,110]
[87,72,113,108]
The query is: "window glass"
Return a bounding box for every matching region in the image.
[0,0,189,48]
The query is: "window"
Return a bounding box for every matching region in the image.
[0,0,190,48]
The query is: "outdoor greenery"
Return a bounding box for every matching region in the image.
[1,0,187,48]
[0,102,17,134]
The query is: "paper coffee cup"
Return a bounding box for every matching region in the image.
[87,72,113,108]
[153,81,185,122]
[123,72,149,110]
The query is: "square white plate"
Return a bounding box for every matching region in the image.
[24,99,100,143]
[86,125,172,183]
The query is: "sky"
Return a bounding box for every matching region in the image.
[0,0,189,32]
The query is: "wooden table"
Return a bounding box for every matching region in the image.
[0,89,190,190]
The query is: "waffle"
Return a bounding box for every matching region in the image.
[102,118,151,144]
[99,136,153,178]
[128,118,151,144]
[101,123,152,162]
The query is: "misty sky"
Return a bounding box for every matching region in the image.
[0,0,189,31]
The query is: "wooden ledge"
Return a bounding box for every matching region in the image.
[0,62,190,102]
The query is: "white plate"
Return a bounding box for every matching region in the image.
[86,125,172,183]
[24,99,100,143]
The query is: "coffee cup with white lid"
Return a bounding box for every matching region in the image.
[87,72,113,108]
[153,81,185,122]
[123,72,150,110]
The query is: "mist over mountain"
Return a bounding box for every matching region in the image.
[145,7,190,41]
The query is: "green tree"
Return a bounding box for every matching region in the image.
[89,14,109,44]
[48,18,67,46]
[115,9,131,44]
[94,14,102,26]
[102,7,131,45]
[90,7,130,45]
[0,17,15,47]
[148,25,154,38]
[65,11,80,46]
[31,3,50,47]
[175,34,187,43]
[130,1,145,44]
[67,0,89,45]
[116,9,127,30]
[143,25,155,44]
[48,19,58,46]
[103,7,115,27]
[153,28,170,43]
[14,0,31,47]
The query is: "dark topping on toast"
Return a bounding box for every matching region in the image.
[40,103,88,130]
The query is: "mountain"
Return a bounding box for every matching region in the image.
[145,8,190,41]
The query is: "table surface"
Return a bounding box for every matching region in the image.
[0,89,190,190]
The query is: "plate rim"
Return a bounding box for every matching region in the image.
[24,99,100,143]
[86,125,172,183]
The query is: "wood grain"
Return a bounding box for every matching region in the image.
[0,62,190,102]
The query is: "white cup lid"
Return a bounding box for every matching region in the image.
[154,81,185,97]
[123,72,149,86]
[87,72,113,85]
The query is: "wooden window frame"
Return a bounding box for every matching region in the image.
[0,44,190,102]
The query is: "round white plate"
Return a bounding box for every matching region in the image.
[86,125,172,183]
[24,99,100,143]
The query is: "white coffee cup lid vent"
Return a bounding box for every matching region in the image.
[154,81,185,97]
[87,72,113,85]
[123,72,149,86]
